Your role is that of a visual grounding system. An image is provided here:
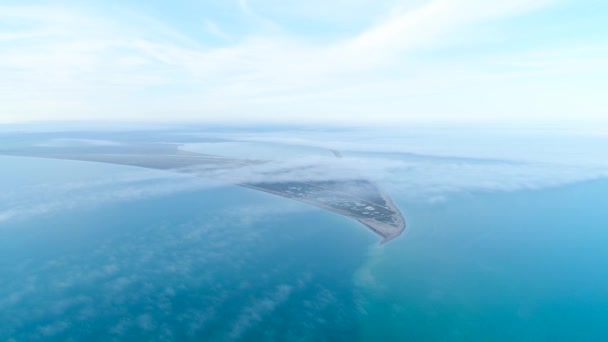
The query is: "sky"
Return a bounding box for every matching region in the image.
[1,0,607,124]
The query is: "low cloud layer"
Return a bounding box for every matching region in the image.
[2,127,608,223]
[0,194,361,341]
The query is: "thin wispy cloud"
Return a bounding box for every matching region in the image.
[2,123,608,224]
[0,171,219,225]
[1,0,605,124]
[0,195,352,340]
[228,284,293,340]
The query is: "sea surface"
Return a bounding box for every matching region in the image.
[0,157,373,341]
[1,134,608,340]
[360,179,608,341]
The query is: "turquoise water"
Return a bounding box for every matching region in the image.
[1,156,608,340]
[0,157,373,341]
[358,180,608,340]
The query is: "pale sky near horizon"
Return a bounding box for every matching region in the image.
[1,0,607,124]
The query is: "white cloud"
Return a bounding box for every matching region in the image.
[343,0,555,55]
[0,172,220,225]
[3,152,604,226]
[3,125,608,224]
[228,284,293,340]
[37,139,122,147]
[0,193,332,340]
[0,211,16,223]
[37,321,71,337]
[204,20,231,41]
[2,0,598,124]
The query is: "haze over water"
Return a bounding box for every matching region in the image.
[2,0,607,339]
[1,125,607,340]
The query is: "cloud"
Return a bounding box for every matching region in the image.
[204,20,231,41]
[0,211,16,223]
[37,321,71,338]
[228,284,293,340]
[0,192,340,340]
[342,0,552,56]
[175,129,608,203]
[37,139,122,147]
[3,125,608,225]
[0,171,221,225]
[2,0,596,124]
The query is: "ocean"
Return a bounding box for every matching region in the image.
[1,133,608,340]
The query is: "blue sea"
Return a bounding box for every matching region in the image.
[1,129,608,341]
